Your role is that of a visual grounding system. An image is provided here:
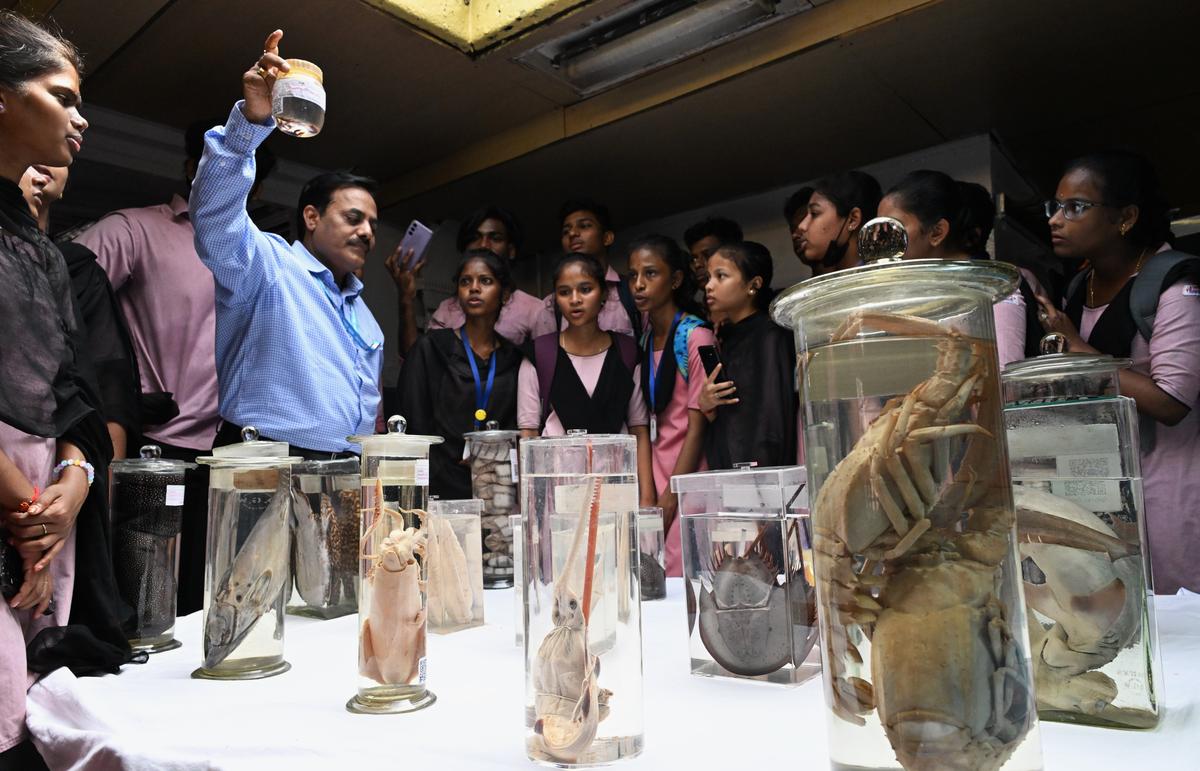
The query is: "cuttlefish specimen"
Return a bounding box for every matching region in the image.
[427,512,475,628]
[360,479,428,685]
[531,476,610,763]
[204,484,292,669]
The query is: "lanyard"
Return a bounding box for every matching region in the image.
[647,311,683,414]
[320,281,380,352]
[462,327,497,430]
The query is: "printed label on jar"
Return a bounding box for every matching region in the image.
[165,484,186,507]
[1055,452,1122,479]
[1007,424,1120,461]
[1050,478,1123,513]
[414,459,430,486]
[509,448,519,482]
[272,75,326,111]
[418,656,427,684]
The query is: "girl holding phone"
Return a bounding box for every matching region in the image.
[628,236,714,575]
[518,253,655,504]
[699,242,797,469]
[398,249,525,499]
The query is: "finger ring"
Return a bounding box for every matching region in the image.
[1038,311,1049,323]
[41,523,48,536]
[255,65,267,77]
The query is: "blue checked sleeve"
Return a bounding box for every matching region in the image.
[190,101,279,306]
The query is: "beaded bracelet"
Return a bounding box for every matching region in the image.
[53,459,95,488]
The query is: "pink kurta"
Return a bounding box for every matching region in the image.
[429,288,544,345]
[516,353,648,436]
[649,326,715,576]
[0,424,74,751]
[1080,280,1200,594]
[994,268,1046,369]
[76,196,220,451]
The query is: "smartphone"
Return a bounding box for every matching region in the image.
[398,220,433,270]
[698,345,726,381]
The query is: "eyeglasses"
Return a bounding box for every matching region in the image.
[1044,198,1106,221]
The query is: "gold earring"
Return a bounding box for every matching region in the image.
[1120,225,1129,236]
[749,289,756,295]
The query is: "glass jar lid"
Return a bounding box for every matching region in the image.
[1002,352,1131,383]
[464,419,521,443]
[111,444,197,475]
[279,58,323,83]
[770,259,1019,338]
[196,426,301,467]
[349,415,444,457]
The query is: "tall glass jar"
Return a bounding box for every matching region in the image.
[109,445,195,653]
[636,507,666,602]
[426,498,485,634]
[193,428,300,680]
[288,458,360,619]
[521,432,643,766]
[1003,346,1162,729]
[673,465,817,685]
[464,422,521,588]
[272,58,325,137]
[771,260,1043,771]
[347,416,443,714]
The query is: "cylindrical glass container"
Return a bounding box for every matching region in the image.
[288,458,360,619]
[193,428,300,680]
[522,432,643,766]
[427,498,485,634]
[512,512,524,647]
[673,466,817,684]
[636,507,666,601]
[1003,348,1162,729]
[109,445,195,653]
[347,416,443,714]
[271,58,325,137]
[465,422,521,588]
[772,260,1043,770]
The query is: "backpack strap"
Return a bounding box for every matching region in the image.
[1130,250,1200,341]
[614,333,638,375]
[533,333,559,425]
[674,314,707,383]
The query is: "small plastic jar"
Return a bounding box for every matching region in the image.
[272,59,325,138]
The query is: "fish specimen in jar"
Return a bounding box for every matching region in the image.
[531,476,611,763]
[204,485,291,669]
[291,490,332,606]
[360,479,428,685]
[811,311,1034,771]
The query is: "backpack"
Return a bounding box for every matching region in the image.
[532,332,639,425]
[1065,249,1200,341]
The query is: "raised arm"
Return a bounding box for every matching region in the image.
[189,30,287,304]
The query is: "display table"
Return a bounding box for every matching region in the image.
[26,582,1200,770]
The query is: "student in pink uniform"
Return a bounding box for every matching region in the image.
[1036,151,1200,594]
[878,169,1043,367]
[518,253,656,505]
[628,236,715,575]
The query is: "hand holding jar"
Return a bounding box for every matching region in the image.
[241,29,290,125]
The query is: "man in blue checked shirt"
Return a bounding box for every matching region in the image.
[190,29,382,455]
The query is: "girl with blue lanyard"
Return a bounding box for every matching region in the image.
[398,249,525,499]
[628,235,714,576]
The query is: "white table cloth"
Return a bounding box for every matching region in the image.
[25,583,1200,770]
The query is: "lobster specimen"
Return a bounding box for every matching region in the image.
[204,483,291,669]
[1014,485,1150,725]
[697,520,816,677]
[360,479,428,685]
[530,475,611,763]
[811,311,1034,771]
